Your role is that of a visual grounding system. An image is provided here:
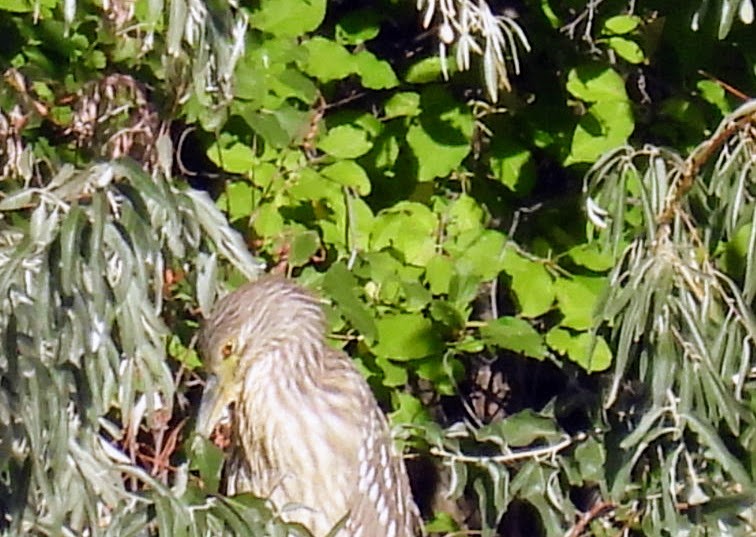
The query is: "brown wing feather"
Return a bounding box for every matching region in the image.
[343,379,421,537]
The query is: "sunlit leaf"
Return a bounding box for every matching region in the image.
[250,0,326,37]
[370,314,443,360]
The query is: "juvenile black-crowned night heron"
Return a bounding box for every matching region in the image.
[196,276,421,537]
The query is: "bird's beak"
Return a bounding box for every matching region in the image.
[196,374,231,438]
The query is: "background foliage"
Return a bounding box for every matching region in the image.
[0,0,754,535]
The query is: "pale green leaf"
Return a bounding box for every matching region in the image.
[501,248,555,318]
[554,276,605,330]
[425,255,455,295]
[567,100,634,164]
[321,160,371,195]
[489,138,536,194]
[370,314,443,360]
[206,141,254,174]
[607,37,645,64]
[354,50,398,89]
[251,0,326,37]
[384,92,420,119]
[301,37,355,82]
[603,15,641,34]
[319,125,373,159]
[566,65,629,103]
[252,203,284,236]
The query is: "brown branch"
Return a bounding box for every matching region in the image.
[697,70,751,102]
[658,109,756,225]
[565,500,616,537]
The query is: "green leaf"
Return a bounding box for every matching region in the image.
[272,106,312,142]
[478,409,561,447]
[479,317,546,359]
[554,276,604,330]
[384,92,420,119]
[289,168,340,201]
[288,230,320,267]
[406,88,473,181]
[301,37,355,82]
[370,314,443,360]
[250,0,326,37]
[404,57,446,84]
[425,255,455,295]
[567,99,634,165]
[356,250,404,297]
[275,68,319,102]
[449,271,482,308]
[84,50,107,69]
[697,80,731,115]
[603,15,641,34]
[415,355,461,396]
[406,121,468,181]
[225,181,254,222]
[402,280,432,311]
[390,392,431,425]
[168,335,202,369]
[575,436,605,482]
[545,326,571,354]
[424,512,459,533]
[321,160,371,195]
[489,137,536,194]
[567,243,615,271]
[375,355,408,387]
[371,202,437,266]
[446,194,485,238]
[501,247,554,318]
[566,65,629,103]
[546,328,612,372]
[240,109,292,148]
[206,141,254,174]
[456,230,507,280]
[319,125,373,159]
[607,37,645,64]
[252,203,284,236]
[454,336,485,353]
[190,435,225,493]
[429,299,465,330]
[0,0,33,12]
[354,50,398,89]
[250,162,279,189]
[323,263,377,342]
[335,9,381,44]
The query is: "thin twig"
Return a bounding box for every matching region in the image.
[430,432,584,464]
[659,105,756,224]
[565,500,616,537]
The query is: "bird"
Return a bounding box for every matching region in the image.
[196,275,421,537]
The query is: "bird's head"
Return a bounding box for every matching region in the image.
[195,276,325,438]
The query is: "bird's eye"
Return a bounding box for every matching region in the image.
[221,341,235,359]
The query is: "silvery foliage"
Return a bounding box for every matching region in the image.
[0,137,280,534]
[416,0,530,101]
[583,100,756,534]
[691,0,754,38]
[0,0,257,530]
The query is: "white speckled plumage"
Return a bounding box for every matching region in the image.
[198,276,421,537]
